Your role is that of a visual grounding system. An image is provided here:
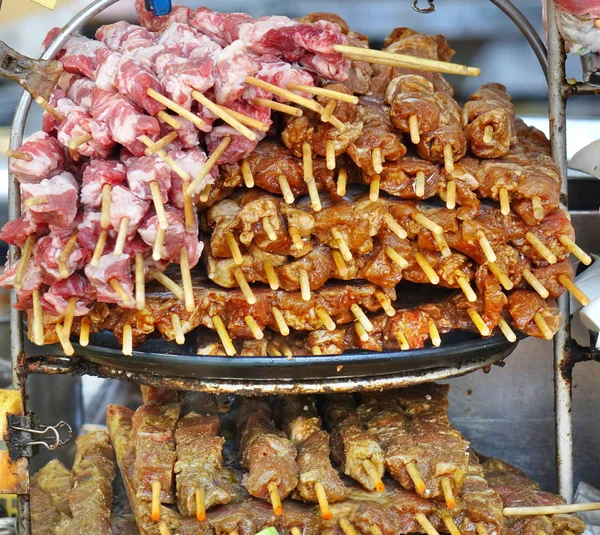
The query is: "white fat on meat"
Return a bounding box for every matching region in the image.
[138,206,186,261]
[42,273,96,316]
[9,131,65,184]
[21,172,78,229]
[95,51,123,91]
[162,57,215,109]
[34,233,88,285]
[255,60,314,103]
[109,185,150,237]
[213,40,259,106]
[238,16,298,55]
[166,148,210,207]
[206,125,260,165]
[81,160,127,207]
[127,155,172,201]
[85,253,134,307]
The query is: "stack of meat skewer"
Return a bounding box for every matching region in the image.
[31,385,589,535]
[1,4,593,356]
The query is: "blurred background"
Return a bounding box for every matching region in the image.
[0,0,598,496]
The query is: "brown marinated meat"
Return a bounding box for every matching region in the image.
[31,460,72,535]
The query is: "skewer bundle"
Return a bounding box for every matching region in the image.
[1,6,592,357]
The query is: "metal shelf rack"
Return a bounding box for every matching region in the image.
[2,1,599,533]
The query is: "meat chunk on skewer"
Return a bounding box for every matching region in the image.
[9,131,65,184]
[81,160,127,207]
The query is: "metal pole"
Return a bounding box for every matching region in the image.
[545,0,574,503]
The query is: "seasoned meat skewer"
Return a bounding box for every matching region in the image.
[30,460,72,535]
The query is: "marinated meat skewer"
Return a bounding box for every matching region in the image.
[274,396,349,518]
[30,460,72,535]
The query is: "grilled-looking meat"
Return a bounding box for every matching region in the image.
[31,460,72,535]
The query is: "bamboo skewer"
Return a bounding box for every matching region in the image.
[434,233,452,257]
[314,481,332,520]
[446,179,456,209]
[122,324,133,356]
[355,322,370,342]
[150,182,169,231]
[200,184,212,204]
[386,247,409,269]
[152,227,166,262]
[339,518,358,535]
[533,312,553,340]
[321,99,338,123]
[475,524,489,535]
[363,459,385,492]
[559,235,592,265]
[415,514,441,535]
[261,217,277,241]
[375,290,396,317]
[195,488,206,521]
[148,269,184,300]
[477,231,497,263]
[109,279,133,307]
[442,514,463,535]
[79,316,90,347]
[157,111,181,129]
[525,232,557,264]
[278,175,295,204]
[428,320,441,347]
[326,140,336,170]
[531,196,544,220]
[406,461,427,495]
[409,115,421,144]
[498,318,517,343]
[499,188,511,215]
[441,478,456,509]
[253,97,303,117]
[217,105,270,132]
[332,228,353,262]
[443,144,455,174]
[483,125,494,144]
[32,289,44,345]
[91,231,108,267]
[55,324,74,356]
[6,149,33,161]
[69,132,92,150]
[158,523,171,535]
[267,482,283,516]
[138,136,191,182]
[558,274,590,306]
[312,345,322,356]
[522,269,550,298]
[100,183,112,229]
[504,502,600,516]
[244,315,264,340]
[24,196,47,207]
[35,96,65,122]
[180,247,195,312]
[289,226,304,250]
[299,269,311,301]
[455,273,477,302]
[415,171,426,198]
[14,235,34,290]
[488,262,514,290]
[337,167,348,196]
[241,159,254,188]
[371,526,384,535]
[332,250,348,277]
[146,88,206,130]
[192,91,257,141]
[272,307,290,336]
[144,131,178,155]
[372,148,384,174]
[415,252,440,284]
[113,217,129,256]
[467,309,490,336]
[263,259,280,290]
[351,304,374,332]
[287,83,359,104]
[291,528,302,535]
[307,176,322,212]
[213,315,235,356]
[171,314,185,345]
[58,233,78,279]
[397,328,410,350]
[62,297,77,340]
[325,114,346,131]
[302,142,322,211]
[226,233,244,265]
[280,342,293,358]
[233,269,257,304]
[246,77,324,114]
[151,481,162,521]
[412,212,443,235]
[187,136,232,196]
[316,307,336,331]
[384,212,408,239]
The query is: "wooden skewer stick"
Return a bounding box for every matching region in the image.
[55,324,74,356]
[488,262,514,290]
[415,252,440,284]
[442,514,463,535]
[332,228,353,262]
[32,289,44,345]
[272,307,290,336]
[138,136,191,183]
[371,526,384,535]
[150,227,165,262]
[233,269,257,305]
[267,482,283,516]
[192,90,256,141]
[321,99,338,123]
[180,247,195,312]
[397,327,411,350]
[522,269,550,299]
[113,217,130,256]
[369,174,380,201]
[146,88,206,130]
[68,132,91,150]
[363,459,385,492]
[446,179,456,209]
[531,196,544,220]
[144,131,178,155]
[299,269,311,301]
[90,231,107,268]
[325,114,346,131]
[339,518,358,535]
[434,233,452,257]
[24,196,47,207]
[253,97,303,117]
[157,110,181,129]
[443,144,455,174]
[79,316,90,347]
[441,478,456,509]
[558,274,590,306]
[62,297,77,340]
[337,167,348,196]
[316,307,336,331]
[534,312,554,340]
[477,231,497,263]
[289,226,304,250]
[291,528,303,535]
[195,488,206,521]
[415,513,441,535]
[312,345,322,356]
[213,315,236,356]
[428,320,441,347]
[386,246,409,269]
[246,77,324,114]
[384,212,408,239]
[355,322,370,342]
[150,182,169,231]
[244,315,264,340]
[14,235,34,290]
[261,217,277,241]
[467,309,490,336]
[498,318,517,343]
[332,250,348,277]
[314,481,332,520]
[559,235,592,265]
[525,232,557,264]
[267,344,283,357]
[158,522,171,535]
[372,148,384,174]
[415,171,426,198]
[6,149,33,161]
[475,523,489,535]
[151,480,162,521]
[217,104,270,132]
[109,279,133,307]
[412,212,444,235]
[100,183,112,229]
[278,175,295,204]
[226,232,244,265]
[326,140,336,170]
[287,83,359,104]
[499,188,511,215]
[148,269,184,300]
[351,304,374,332]
[187,136,232,196]
[57,233,78,279]
[408,115,421,144]
[35,96,65,122]
[263,259,280,290]
[405,462,427,495]
[307,178,322,212]
[241,159,254,188]
[504,502,600,516]
[483,125,494,144]
[375,290,396,317]
[171,313,185,345]
[122,324,133,356]
[455,273,477,302]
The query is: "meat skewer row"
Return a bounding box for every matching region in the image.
[274,396,350,518]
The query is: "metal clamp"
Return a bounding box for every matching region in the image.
[412,0,435,14]
[6,414,71,459]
